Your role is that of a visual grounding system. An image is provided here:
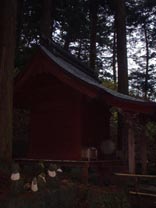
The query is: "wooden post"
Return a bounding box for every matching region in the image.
[128,123,135,174]
[81,162,89,184]
[140,135,147,174]
[136,117,148,174]
[117,109,128,161]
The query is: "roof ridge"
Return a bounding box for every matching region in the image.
[40,37,100,82]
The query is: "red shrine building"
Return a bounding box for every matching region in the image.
[13,41,156,174]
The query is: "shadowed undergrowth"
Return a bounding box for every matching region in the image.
[0,163,131,208]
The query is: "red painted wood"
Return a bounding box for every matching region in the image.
[14,50,98,99]
[25,75,82,160]
[14,48,156,115]
[100,90,156,114]
[81,98,110,159]
[13,47,156,161]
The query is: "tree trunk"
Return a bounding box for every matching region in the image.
[112,29,117,84]
[115,0,128,164]
[40,0,52,41]
[16,0,24,51]
[51,0,56,35]
[77,40,82,59]
[0,0,17,162]
[144,23,149,100]
[115,0,128,95]
[89,0,98,71]
[64,31,71,51]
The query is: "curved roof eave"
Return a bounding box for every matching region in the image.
[40,45,156,114]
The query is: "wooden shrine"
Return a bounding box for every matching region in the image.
[13,41,156,175]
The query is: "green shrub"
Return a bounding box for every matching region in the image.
[87,191,130,208]
[0,162,131,208]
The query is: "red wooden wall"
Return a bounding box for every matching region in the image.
[81,99,110,159]
[26,74,83,160]
[14,51,111,160]
[14,72,111,160]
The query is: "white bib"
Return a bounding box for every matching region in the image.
[31,181,38,192]
[10,172,20,181]
[48,170,56,177]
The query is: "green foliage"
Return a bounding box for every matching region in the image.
[0,161,10,175]
[87,191,130,208]
[15,45,37,72]
[101,79,117,90]
[59,185,78,208]
[146,121,156,140]
[0,162,131,208]
[1,186,130,208]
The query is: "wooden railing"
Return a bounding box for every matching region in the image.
[15,158,125,183]
[115,173,156,207]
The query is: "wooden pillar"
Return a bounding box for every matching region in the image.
[117,110,128,161]
[128,122,135,174]
[118,111,149,174]
[136,116,148,174]
[81,162,89,184]
[140,133,147,174]
[119,111,136,174]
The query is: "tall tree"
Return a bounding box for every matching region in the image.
[112,26,117,85]
[143,23,149,99]
[0,0,17,161]
[127,0,156,100]
[89,0,98,70]
[40,0,52,40]
[16,0,24,51]
[114,0,129,160]
[115,0,128,94]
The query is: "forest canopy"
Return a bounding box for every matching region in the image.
[16,0,156,100]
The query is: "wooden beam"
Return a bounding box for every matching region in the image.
[115,173,156,178]
[129,191,156,198]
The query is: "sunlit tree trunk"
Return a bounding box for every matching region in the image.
[0,0,17,162]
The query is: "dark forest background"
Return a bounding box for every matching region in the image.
[16,0,156,100]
